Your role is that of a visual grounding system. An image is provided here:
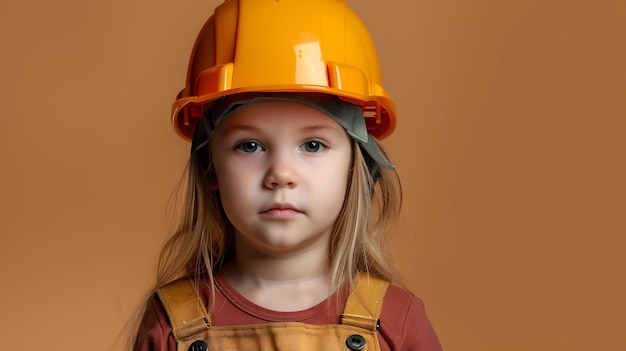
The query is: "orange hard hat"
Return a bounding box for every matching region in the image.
[172,0,396,141]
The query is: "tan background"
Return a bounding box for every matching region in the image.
[1,0,624,350]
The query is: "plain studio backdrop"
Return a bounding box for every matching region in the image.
[1,0,625,350]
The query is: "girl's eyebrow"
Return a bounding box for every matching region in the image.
[300,125,344,135]
[220,124,263,136]
[221,124,343,136]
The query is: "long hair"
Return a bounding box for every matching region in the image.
[328,139,403,293]
[127,136,403,346]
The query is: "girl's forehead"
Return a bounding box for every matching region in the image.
[217,100,344,131]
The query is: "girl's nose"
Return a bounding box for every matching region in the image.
[263,153,297,189]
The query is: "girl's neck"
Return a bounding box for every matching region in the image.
[222,243,332,311]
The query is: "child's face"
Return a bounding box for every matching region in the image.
[211,101,352,257]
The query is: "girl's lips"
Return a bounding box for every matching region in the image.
[260,207,302,219]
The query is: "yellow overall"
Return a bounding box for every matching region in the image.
[157,273,389,351]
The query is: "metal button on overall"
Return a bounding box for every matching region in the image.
[188,340,208,351]
[346,334,366,350]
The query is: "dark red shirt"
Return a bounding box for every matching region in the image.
[135,271,442,351]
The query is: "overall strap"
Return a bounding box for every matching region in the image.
[156,277,211,340]
[341,272,390,331]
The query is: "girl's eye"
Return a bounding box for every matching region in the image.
[236,141,263,153]
[300,140,325,153]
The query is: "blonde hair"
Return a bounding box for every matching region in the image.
[127,136,403,347]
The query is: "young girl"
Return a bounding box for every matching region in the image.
[133,0,441,350]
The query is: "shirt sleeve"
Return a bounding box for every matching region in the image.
[379,286,443,351]
[133,295,177,351]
